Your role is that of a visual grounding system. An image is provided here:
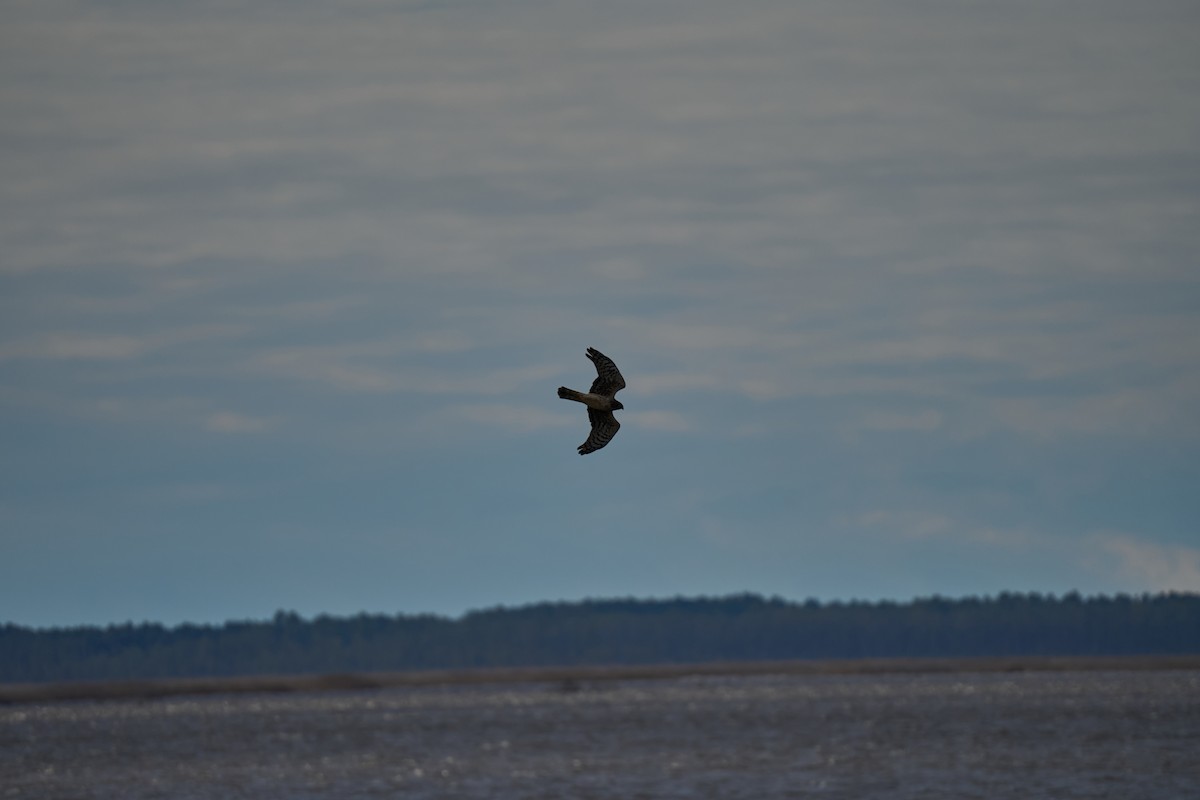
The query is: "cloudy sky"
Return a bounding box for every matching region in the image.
[3,0,1198,628]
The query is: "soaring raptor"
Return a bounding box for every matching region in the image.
[557,347,626,455]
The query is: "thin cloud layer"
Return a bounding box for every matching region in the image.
[2,0,1198,625]
[1097,533,1200,594]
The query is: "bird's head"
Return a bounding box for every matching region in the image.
[612,399,625,411]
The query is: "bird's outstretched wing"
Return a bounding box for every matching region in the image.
[579,409,621,455]
[586,347,626,397]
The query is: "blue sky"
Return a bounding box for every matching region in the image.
[2,0,1198,628]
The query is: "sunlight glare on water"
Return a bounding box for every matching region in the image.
[2,671,1198,799]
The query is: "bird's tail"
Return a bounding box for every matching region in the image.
[558,387,583,402]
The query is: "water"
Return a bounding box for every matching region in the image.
[3,670,1197,799]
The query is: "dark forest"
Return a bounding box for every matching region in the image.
[3,592,1198,684]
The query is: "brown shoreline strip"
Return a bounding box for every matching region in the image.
[3,654,1198,706]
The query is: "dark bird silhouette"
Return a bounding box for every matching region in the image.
[557,347,626,454]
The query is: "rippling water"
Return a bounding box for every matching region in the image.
[3,670,1198,798]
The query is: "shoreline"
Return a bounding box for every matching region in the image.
[3,654,1198,706]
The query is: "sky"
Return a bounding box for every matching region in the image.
[2,0,1199,628]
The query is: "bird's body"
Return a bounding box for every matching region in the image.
[558,347,626,455]
[556,387,618,411]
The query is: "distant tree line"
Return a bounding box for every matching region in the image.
[2,592,1198,684]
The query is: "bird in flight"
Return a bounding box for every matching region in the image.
[558,347,626,455]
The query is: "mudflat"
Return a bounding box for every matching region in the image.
[4,654,1198,705]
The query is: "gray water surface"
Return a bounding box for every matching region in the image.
[3,670,1198,799]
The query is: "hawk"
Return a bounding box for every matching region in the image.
[557,347,626,455]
